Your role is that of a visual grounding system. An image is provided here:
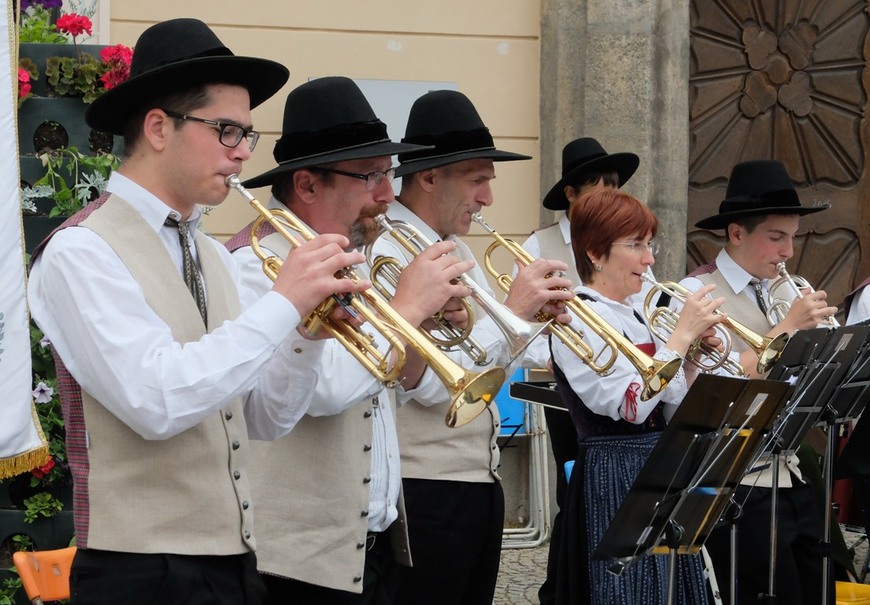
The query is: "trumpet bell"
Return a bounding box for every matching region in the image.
[642,357,682,400]
[757,331,790,374]
[446,366,507,428]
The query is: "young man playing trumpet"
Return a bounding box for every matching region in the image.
[372,89,574,605]
[680,160,836,604]
[226,77,478,604]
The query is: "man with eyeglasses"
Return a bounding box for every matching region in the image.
[26,20,370,605]
[365,89,574,605]
[226,76,476,604]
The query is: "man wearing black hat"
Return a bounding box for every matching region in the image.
[226,77,478,604]
[27,19,369,605]
[376,89,574,605]
[680,159,836,603]
[521,136,640,605]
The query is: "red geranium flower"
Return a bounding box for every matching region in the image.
[55,13,92,38]
[99,44,133,90]
[17,67,31,98]
[31,457,56,479]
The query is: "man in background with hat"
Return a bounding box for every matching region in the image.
[519,136,640,605]
[227,76,477,604]
[376,89,574,605]
[680,159,835,603]
[27,19,370,605]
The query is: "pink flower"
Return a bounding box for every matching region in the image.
[17,67,31,98]
[56,13,92,38]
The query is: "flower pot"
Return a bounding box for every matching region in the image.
[18,96,119,155]
[22,215,66,254]
[19,42,107,98]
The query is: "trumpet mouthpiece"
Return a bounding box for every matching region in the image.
[225,174,241,189]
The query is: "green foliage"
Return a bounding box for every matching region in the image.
[22,492,63,523]
[18,5,67,44]
[45,52,106,103]
[0,572,22,605]
[30,146,119,217]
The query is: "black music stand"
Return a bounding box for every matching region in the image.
[593,374,792,605]
[759,324,870,604]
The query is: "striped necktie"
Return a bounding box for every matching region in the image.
[165,216,208,325]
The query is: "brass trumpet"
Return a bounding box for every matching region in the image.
[471,213,680,400]
[641,275,789,375]
[366,214,549,368]
[226,175,505,428]
[767,262,840,328]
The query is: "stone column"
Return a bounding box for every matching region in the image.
[540,0,690,279]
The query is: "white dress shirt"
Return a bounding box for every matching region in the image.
[232,196,448,531]
[28,173,321,441]
[550,285,688,424]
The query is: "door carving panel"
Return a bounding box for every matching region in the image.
[688,0,869,309]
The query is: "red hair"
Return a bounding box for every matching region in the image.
[569,190,658,282]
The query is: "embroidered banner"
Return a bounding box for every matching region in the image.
[0,0,49,478]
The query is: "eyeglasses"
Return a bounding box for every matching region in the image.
[162,109,260,152]
[314,166,396,191]
[611,240,661,257]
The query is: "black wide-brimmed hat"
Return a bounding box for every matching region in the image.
[695,160,829,230]
[242,77,428,189]
[542,138,639,210]
[85,18,289,135]
[394,90,531,177]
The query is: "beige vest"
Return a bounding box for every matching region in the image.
[693,267,800,487]
[534,221,581,285]
[247,231,411,593]
[397,237,500,483]
[79,195,252,554]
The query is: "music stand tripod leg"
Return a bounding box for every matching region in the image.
[665,519,685,605]
[761,449,781,604]
[821,405,838,605]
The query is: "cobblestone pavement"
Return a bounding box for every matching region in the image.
[494,543,549,605]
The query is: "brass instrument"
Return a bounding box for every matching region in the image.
[767,262,840,328]
[641,275,789,375]
[471,212,680,400]
[226,174,505,428]
[366,214,549,368]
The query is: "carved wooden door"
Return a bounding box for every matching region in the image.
[688,0,870,313]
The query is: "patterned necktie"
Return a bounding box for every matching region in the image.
[165,216,208,325]
[750,279,768,315]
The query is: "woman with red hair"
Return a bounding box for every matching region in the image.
[551,189,722,604]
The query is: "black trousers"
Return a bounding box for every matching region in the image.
[261,529,398,605]
[394,479,505,605]
[539,405,579,605]
[704,481,830,605]
[69,549,265,605]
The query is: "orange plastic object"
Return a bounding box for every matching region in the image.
[12,546,76,603]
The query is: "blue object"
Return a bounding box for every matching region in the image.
[565,460,575,482]
[496,368,527,436]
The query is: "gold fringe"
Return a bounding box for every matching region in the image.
[0,443,50,480]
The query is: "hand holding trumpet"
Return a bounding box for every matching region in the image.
[504,258,574,324]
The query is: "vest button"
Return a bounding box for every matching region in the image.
[357,542,365,549]
[225,411,233,421]
[360,510,369,517]
[244,530,251,539]
[294,347,303,354]
[363,444,372,452]
[363,476,371,484]
[242,500,250,510]
[234,470,241,480]
[353,575,362,583]
[363,411,372,418]
[232,440,240,450]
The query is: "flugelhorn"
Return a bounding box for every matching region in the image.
[366,214,549,368]
[767,262,840,328]
[641,275,789,375]
[471,212,680,400]
[226,175,505,428]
